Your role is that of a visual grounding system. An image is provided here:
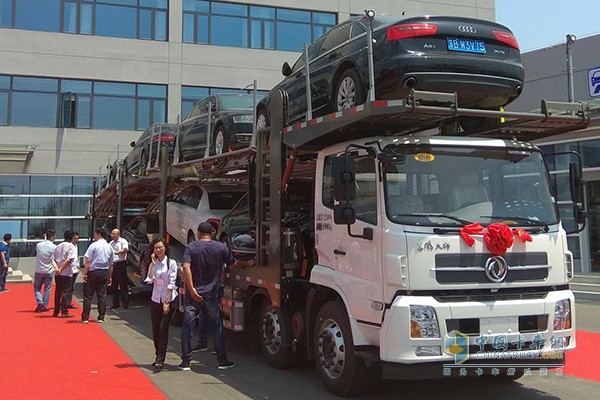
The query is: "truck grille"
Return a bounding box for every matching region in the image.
[434,253,548,284]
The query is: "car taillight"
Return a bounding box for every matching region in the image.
[493,30,520,50]
[153,134,175,142]
[386,23,438,41]
[207,218,221,231]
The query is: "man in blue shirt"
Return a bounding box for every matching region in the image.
[81,228,115,323]
[0,233,12,293]
[179,222,237,371]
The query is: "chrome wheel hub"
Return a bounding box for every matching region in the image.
[261,308,282,355]
[337,77,356,111]
[215,131,224,154]
[317,318,345,379]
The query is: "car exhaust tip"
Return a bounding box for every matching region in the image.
[403,77,417,89]
[515,85,523,95]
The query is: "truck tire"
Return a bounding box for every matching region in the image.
[260,301,299,369]
[314,300,369,397]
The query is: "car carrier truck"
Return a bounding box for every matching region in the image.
[186,89,588,396]
[95,87,589,396]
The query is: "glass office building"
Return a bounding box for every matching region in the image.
[0,0,495,254]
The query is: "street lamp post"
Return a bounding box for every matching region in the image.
[566,34,576,102]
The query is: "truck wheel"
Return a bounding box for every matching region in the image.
[260,301,299,368]
[314,300,369,396]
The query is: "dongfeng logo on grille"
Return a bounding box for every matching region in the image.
[485,256,508,282]
[458,25,477,34]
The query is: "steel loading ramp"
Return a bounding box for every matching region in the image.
[280,90,590,149]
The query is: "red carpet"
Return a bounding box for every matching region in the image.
[0,284,166,400]
[563,330,600,382]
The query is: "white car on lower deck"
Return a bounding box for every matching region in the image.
[166,183,245,245]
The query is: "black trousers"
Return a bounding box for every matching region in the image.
[111,260,129,308]
[150,300,175,364]
[82,269,108,322]
[53,275,73,315]
[66,272,78,306]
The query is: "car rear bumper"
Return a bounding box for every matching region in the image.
[375,56,524,108]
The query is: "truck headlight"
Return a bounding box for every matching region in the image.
[553,299,572,331]
[410,305,440,338]
[233,115,253,123]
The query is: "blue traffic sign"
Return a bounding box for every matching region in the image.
[588,67,600,97]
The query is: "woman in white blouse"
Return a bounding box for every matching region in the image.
[145,238,178,373]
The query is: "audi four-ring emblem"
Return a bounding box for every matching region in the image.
[485,256,508,282]
[458,25,477,34]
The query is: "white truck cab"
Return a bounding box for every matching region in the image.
[310,135,580,386]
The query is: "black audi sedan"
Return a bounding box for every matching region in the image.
[178,93,254,161]
[255,15,524,131]
[124,123,177,176]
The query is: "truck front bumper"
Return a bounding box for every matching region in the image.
[378,289,574,377]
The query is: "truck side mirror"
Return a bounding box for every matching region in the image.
[569,161,584,204]
[333,204,356,225]
[282,62,292,77]
[333,155,356,202]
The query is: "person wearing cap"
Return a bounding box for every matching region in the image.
[179,221,239,371]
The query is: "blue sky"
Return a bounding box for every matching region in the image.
[496,0,600,52]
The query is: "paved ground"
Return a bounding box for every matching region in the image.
[74,285,600,400]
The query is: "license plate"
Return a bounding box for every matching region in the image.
[447,37,486,54]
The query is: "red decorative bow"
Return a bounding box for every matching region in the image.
[459,223,483,247]
[484,223,514,256]
[459,223,533,256]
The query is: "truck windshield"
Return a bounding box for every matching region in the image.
[381,144,559,227]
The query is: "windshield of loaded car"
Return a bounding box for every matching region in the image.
[381,144,558,227]
[219,95,254,110]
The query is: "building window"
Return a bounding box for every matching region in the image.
[3,0,168,41]
[0,75,167,130]
[0,174,94,257]
[180,85,267,120]
[182,1,336,51]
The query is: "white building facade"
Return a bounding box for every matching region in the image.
[0,0,494,255]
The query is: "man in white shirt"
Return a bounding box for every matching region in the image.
[81,229,115,323]
[53,230,76,318]
[109,228,130,309]
[34,229,58,312]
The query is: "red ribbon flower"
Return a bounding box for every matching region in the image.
[484,222,514,256]
[459,222,533,255]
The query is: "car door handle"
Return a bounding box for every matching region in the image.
[329,53,337,60]
[333,249,346,256]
